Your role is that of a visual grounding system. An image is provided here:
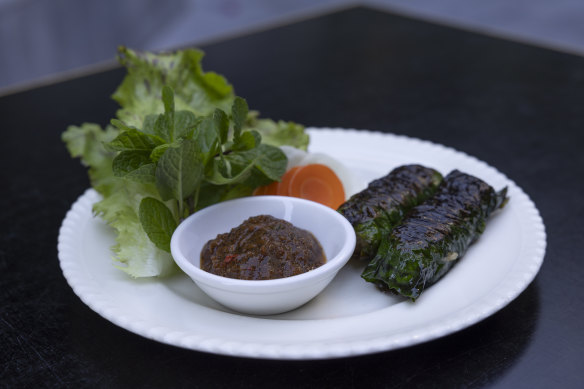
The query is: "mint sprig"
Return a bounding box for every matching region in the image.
[106,86,287,252]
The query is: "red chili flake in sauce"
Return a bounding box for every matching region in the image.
[224,254,238,264]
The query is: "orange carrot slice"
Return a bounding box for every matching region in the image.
[276,166,301,196]
[252,185,266,196]
[253,164,346,209]
[288,164,345,209]
[253,166,300,196]
[252,180,279,196]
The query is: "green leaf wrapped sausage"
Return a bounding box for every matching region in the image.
[337,165,442,261]
[362,170,508,300]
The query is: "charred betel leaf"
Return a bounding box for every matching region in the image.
[362,170,508,300]
[338,165,443,261]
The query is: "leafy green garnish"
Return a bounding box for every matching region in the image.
[62,47,308,278]
[139,197,178,253]
[113,47,234,128]
[108,86,288,242]
[246,111,309,151]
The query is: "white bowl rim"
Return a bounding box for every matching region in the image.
[170,195,356,292]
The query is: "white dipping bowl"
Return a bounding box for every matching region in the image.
[170,196,356,315]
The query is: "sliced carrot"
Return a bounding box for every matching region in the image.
[253,164,345,209]
[276,166,301,196]
[252,180,279,196]
[287,164,345,209]
[253,166,300,196]
[252,185,266,196]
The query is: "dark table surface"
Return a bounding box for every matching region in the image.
[2,6,583,388]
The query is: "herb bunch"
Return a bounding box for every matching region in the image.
[62,47,307,277]
[108,86,287,253]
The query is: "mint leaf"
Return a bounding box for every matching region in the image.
[206,157,255,185]
[174,111,199,139]
[106,128,161,151]
[125,163,156,184]
[150,143,174,163]
[195,182,252,211]
[232,130,260,151]
[142,114,158,135]
[161,86,175,142]
[221,184,254,201]
[110,118,137,132]
[213,108,229,144]
[232,97,248,140]
[112,150,152,177]
[193,115,220,162]
[162,85,175,114]
[139,197,177,252]
[153,111,174,143]
[215,145,285,188]
[196,182,230,211]
[152,110,198,143]
[155,139,203,201]
[254,144,287,181]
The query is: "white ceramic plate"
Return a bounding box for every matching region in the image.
[58,128,546,359]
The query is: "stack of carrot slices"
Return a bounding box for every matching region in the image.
[253,164,346,209]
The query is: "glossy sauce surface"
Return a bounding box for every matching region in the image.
[201,215,326,280]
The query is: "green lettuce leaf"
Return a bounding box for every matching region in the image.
[62,123,119,194]
[246,112,309,150]
[63,123,178,277]
[113,46,235,128]
[93,182,177,277]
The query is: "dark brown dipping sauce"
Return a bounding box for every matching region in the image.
[200,215,326,280]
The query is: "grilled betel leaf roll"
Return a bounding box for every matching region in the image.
[362,170,508,300]
[337,165,442,261]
